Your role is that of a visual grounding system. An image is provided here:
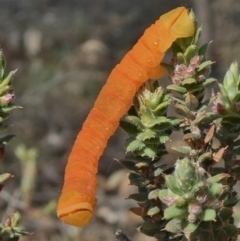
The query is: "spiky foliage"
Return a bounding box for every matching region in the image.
[0,51,29,240]
[120,16,239,241]
[121,82,175,160]
[212,63,240,177]
[120,82,178,240]
[0,51,19,155]
[0,212,29,240]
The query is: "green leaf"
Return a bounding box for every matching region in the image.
[147,206,160,217]
[144,136,169,146]
[174,158,199,193]
[167,84,187,94]
[119,120,139,136]
[0,70,16,88]
[165,175,183,196]
[219,83,229,98]
[207,173,230,183]
[140,146,158,159]
[158,189,168,202]
[159,134,170,143]
[153,101,170,115]
[193,113,210,125]
[169,117,180,126]
[192,27,201,45]
[1,105,22,113]
[182,78,197,85]
[197,60,214,72]
[171,96,185,105]
[164,206,187,220]
[164,219,182,233]
[176,52,186,64]
[203,78,217,86]
[184,45,198,63]
[185,93,199,110]
[148,189,160,200]
[201,208,216,221]
[231,91,240,103]
[174,103,195,119]
[144,137,161,145]
[126,116,144,129]
[171,145,192,155]
[183,222,199,239]
[224,67,236,90]
[128,193,148,202]
[0,173,12,183]
[154,122,172,132]
[126,138,145,152]
[209,183,224,197]
[229,62,239,82]
[10,212,21,227]
[0,85,10,96]
[198,152,213,163]
[0,51,6,79]
[137,129,156,141]
[184,133,201,142]
[0,134,16,147]
[143,116,170,128]
[227,86,238,102]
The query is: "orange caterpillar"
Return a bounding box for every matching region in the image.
[57,7,194,227]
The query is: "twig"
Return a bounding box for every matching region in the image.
[115,229,132,241]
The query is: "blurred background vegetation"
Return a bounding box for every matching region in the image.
[0,0,239,240]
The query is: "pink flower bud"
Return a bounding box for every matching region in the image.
[0,91,15,105]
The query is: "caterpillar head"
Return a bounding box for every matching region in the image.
[160,6,195,38]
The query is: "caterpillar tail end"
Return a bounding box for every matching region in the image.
[57,191,97,227]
